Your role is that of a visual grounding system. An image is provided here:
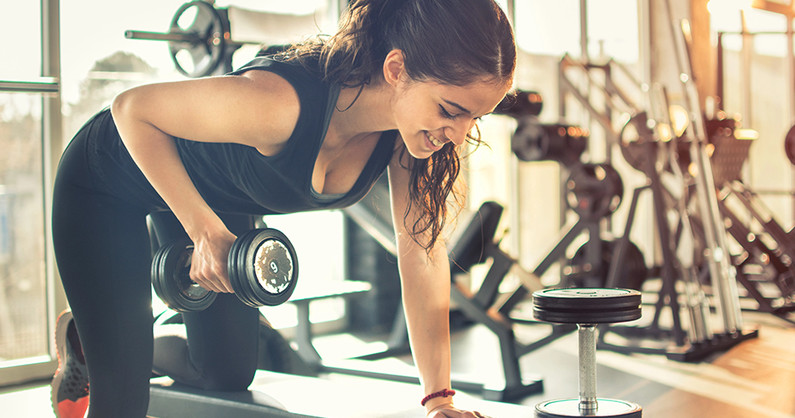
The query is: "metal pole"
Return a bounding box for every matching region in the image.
[43,0,66,369]
[663,1,744,334]
[789,14,795,224]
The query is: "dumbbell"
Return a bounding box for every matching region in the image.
[532,288,643,418]
[152,228,298,312]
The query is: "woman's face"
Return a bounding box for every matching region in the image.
[392,77,510,159]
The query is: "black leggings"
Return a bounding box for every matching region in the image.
[52,124,260,417]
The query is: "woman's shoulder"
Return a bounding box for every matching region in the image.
[231,52,324,89]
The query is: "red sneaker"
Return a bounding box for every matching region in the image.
[51,311,89,418]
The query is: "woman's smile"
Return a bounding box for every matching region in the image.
[426,131,445,151]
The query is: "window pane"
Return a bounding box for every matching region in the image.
[0,2,41,79]
[0,93,47,362]
[515,0,582,57]
[587,0,638,62]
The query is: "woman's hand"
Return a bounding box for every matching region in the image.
[427,404,491,418]
[188,227,238,293]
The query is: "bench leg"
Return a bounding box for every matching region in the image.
[292,301,322,369]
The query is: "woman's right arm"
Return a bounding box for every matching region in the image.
[110,71,299,293]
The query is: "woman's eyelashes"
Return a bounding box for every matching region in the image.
[439,105,457,119]
[439,105,484,122]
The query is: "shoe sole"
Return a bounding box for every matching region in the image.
[51,310,76,418]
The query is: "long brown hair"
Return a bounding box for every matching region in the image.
[286,0,516,250]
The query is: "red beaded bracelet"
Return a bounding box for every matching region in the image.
[421,388,456,406]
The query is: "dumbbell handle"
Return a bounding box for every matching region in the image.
[578,324,598,414]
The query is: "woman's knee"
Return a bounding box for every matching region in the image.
[198,363,257,391]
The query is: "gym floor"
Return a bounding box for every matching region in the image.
[2,293,794,418]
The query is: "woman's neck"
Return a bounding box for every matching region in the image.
[328,82,396,146]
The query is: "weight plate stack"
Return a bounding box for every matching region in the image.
[229,228,298,308]
[532,288,642,324]
[151,239,216,312]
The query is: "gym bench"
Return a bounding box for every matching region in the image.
[148,377,309,418]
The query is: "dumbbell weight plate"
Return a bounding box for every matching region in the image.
[563,239,647,290]
[565,163,623,221]
[619,111,666,174]
[536,398,642,417]
[532,288,642,324]
[151,239,217,312]
[229,228,298,307]
[168,1,226,78]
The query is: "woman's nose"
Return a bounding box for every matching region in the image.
[445,119,476,146]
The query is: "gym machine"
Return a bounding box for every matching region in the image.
[718,179,795,324]
[497,90,647,293]
[556,0,759,361]
[676,17,795,325]
[695,116,795,325]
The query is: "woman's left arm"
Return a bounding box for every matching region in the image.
[387,149,483,417]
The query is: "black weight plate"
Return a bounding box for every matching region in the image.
[151,245,171,307]
[246,229,298,305]
[152,240,216,312]
[162,241,216,312]
[564,239,647,290]
[619,111,665,174]
[533,305,641,324]
[152,244,182,310]
[535,398,642,417]
[533,288,641,311]
[229,229,299,307]
[565,163,623,220]
[228,229,260,308]
[168,1,226,77]
[511,120,550,162]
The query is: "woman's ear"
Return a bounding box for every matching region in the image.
[383,49,406,87]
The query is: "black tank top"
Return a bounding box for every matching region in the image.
[84,55,397,215]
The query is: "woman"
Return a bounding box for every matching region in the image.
[50,0,516,417]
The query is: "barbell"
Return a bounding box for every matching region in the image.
[125,1,260,77]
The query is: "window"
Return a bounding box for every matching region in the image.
[711,4,794,229]
[469,1,642,284]
[0,0,59,386]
